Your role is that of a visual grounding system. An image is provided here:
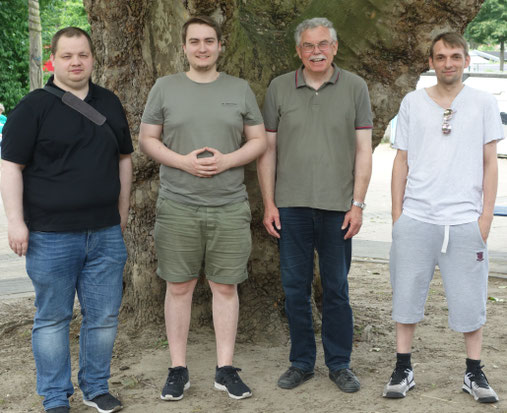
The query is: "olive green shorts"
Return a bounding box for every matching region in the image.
[154,198,252,284]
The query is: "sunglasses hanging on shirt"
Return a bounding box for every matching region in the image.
[442,108,454,135]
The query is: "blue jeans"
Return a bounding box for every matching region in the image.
[26,225,127,410]
[279,208,353,372]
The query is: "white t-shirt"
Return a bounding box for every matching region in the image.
[394,86,504,225]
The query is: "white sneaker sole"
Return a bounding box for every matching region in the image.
[383,380,415,398]
[82,399,122,413]
[214,381,252,400]
[160,381,190,401]
[462,383,499,403]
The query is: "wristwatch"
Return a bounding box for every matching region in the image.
[351,200,366,210]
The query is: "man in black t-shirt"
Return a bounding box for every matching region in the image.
[0,27,133,413]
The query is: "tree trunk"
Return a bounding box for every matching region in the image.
[28,0,42,91]
[83,0,484,342]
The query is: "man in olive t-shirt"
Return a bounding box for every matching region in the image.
[139,16,266,401]
[257,17,373,392]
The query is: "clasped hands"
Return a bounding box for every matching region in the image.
[181,147,231,178]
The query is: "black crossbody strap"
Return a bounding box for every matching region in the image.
[43,85,119,152]
[44,85,106,125]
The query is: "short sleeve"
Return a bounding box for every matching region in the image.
[354,79,373,129]
[483,94,504,145]
[141,79,164,125]
[393,95,409,150]
[243,83,264,126]
[262,81,279,132]
[1,97,38,165]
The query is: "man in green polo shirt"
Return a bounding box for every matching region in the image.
[139,16,266,401]
[258,17,373,392]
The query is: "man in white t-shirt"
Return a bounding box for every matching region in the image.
[383,32,503,404]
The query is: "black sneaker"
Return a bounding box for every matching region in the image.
[329,368,360,393]
[161,366,190,401]
[83,393,122,413]
[462,366,499,403]
[277,366,315,389]
[383,366,415,398]
[46,407,70,413]
[214,366,252,399]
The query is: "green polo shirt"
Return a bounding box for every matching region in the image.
[263,64,373,211]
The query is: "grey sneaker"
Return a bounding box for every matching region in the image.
[161,366,190,401]
[83,393,122,413]
[214,366,252,399]
[277,366,314,389]
[383,366,415,398]
[462,366,499,403]
[329,368,360,393]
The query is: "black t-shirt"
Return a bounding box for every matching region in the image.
[1,76,133,231]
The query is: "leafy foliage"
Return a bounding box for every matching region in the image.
[40,0,90,63]
[0,0,89,114]
[0,0,29,113]
[465,0,507,45]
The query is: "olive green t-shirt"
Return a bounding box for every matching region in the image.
[263,65,373,211]
[142,72,264,206]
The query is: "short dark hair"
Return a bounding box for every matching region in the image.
[51,27,94,56]
[430,32,469,58]
[181,16,222,44]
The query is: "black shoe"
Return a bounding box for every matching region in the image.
[83,393,122,413]
[329,368,360,393]
[161,366,190,401]
[277,366,314,389]
[214,366,252,399]
[46,407,70,413]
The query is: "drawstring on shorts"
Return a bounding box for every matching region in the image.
[441,225,450,254]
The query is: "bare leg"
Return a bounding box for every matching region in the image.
[165,279,198,367]
[396,323,417,353]
[464,327,483,360]
[208,280,239,367]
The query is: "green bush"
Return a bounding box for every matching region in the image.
[0,0,30,114]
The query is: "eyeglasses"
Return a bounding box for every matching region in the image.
[300,40,333,53]
[442,108,453,135]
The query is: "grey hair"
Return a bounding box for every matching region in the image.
[0,103,4,112]
[294,17,338,46]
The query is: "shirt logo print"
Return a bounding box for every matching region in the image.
[476,251,484,262]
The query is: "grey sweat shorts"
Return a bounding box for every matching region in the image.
[390,213,488,333]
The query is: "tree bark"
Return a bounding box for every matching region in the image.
[28,0,43,91]
[84,0,484,342]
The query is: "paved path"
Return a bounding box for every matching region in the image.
[0,186,32,299]
[1,144,506,299]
